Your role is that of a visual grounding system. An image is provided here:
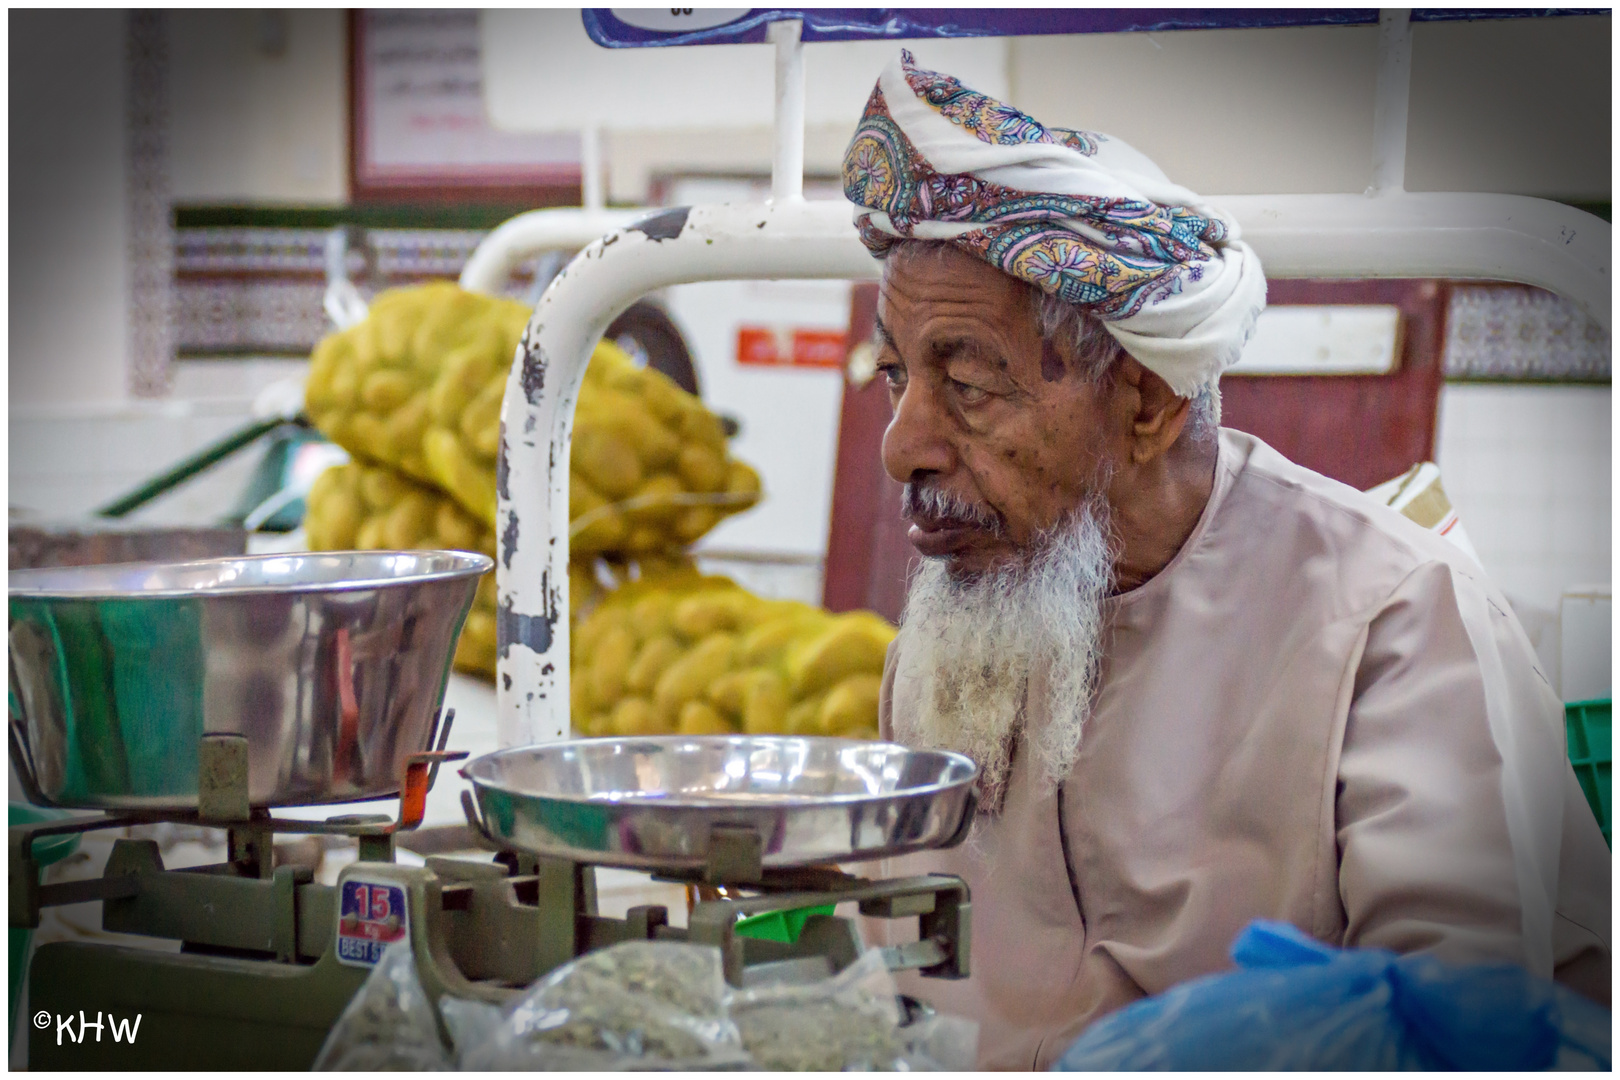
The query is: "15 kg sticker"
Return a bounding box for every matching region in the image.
[336,879,408,967]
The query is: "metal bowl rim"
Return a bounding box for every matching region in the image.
[462,735,979,809]
[8,549,494,599]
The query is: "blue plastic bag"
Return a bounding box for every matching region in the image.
[1054,921,1610,1071]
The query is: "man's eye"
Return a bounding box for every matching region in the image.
[952,379,988,404]
[877,362,906,388]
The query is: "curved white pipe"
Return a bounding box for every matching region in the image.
[494,200,876,747]
[1223,192,1610,331]
[457,207,647,296]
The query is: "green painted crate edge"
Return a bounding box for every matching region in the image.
[733,903,837,945]
[1565,698,1610,847]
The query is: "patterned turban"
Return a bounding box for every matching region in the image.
[843,50,1267,399]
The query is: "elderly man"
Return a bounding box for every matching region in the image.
[845,51,1611,1068]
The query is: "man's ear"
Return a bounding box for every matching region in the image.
[1116,356,1191,465]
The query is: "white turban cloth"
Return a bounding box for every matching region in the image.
[843,50,1267,398]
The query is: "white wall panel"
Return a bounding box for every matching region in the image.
[481,10,1009,131]
[10,11,130,408]
[1435,383,1611,618]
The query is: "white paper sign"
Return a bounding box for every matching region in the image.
[1230,305,1403,376]
[358,10,580,185]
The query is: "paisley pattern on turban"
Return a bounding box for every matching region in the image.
[844,50,1267,397]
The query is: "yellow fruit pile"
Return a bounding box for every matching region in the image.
[570,346,762,556]
[572,571,893,740]
[306,459,494,556]
[303,281,761,556]
[301,281,762,680]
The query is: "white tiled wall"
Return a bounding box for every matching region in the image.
[9,402,260,525]
[1434,382,1612,686]
[166,357,309,403]
[8,359,307,526]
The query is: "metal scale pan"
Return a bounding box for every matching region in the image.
[9,550,490,811]
[462,736,978,873]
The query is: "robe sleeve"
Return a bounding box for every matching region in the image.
[1336,558,1610,1000]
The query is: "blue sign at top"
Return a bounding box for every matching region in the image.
[583,9,1597,48]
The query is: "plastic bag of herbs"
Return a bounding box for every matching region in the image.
[312,940,453,1071]
[725,947,967,1071]
[457,941,749,1071]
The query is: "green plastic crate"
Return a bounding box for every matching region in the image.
[1565,698,1611,848]
[734,903,838,945]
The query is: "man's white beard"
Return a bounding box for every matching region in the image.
[892,494,1115,809]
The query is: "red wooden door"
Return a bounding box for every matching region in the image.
[1220,279,1448,491]
[823,283,915,622]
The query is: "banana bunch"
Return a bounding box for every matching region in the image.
[304,460,621,677]
[570,345,761,557]
[305,459,494,557]
[571,573,894,740]
[303,282,760,557]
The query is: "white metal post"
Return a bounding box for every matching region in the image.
[1369,9,1414,195]
[769,19,806,203]
[581,123,605,213]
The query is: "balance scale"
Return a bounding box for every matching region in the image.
[11,714,973,1070]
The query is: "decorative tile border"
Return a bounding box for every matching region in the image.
[174,226,533,356]
[176,279,332,356]
[1443,285,1610,383]
[127,10,174,397]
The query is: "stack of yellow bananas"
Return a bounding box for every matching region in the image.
[303,282,760,551]
[301,283,759,676]
[572,570,893,740]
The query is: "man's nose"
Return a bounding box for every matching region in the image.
[881,381,954,485]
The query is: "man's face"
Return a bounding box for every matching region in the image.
[876,245,1116,577]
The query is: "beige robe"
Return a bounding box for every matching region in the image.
[873,429,1611,1070]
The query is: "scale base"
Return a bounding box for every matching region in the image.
[20,835,969,1070]
[29,943,365,1070]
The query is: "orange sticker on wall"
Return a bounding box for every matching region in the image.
[736,326,847,369]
